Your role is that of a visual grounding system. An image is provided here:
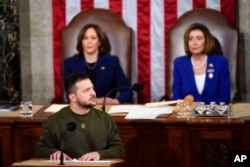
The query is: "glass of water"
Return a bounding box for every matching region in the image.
[20,101,33,117]
[176,102,190,118]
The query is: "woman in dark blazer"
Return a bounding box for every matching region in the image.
[172,23,230,104]
[64,24,133,104]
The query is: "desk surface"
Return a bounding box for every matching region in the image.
[30,103,250,126]
[1,103,250,119]
[0,105,43,117]
[11,159,125,167]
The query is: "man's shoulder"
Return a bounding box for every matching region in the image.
[46,107,69,121]
[91,107,107,114]
[91,107,112,118]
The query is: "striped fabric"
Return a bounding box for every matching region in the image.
[52,0,236,103]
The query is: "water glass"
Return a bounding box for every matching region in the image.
[20,101,33,117]
[195,102,206,115]
[176,102,190,118]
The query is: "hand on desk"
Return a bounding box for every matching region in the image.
[50,150,100,161]
[50,150,72,161]
[78,151,100,161]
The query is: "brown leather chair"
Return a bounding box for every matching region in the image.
[59,8,132,102]
[167,8,238,102]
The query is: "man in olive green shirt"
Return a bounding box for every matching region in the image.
[35,73,124,161]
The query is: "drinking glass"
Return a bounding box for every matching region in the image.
[20,101,33,117]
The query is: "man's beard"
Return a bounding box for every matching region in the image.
[80,103,94,109]
[77,102,95,109]
[77,97,96,109]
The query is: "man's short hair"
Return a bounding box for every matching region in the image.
[64,73,89,97]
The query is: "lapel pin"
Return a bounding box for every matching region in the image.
[209,73,213,79]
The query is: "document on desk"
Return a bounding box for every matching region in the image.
[44,104,68,113]
[0,104,20,112]
[44,159,113,163]
[108,105,173,119]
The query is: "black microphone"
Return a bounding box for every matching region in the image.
[102,83,144,112]
[59,122,77,165]
[130,83,144,92]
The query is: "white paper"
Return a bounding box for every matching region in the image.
[108,105,173,119]
[44,104,68,113]
[108,105,145,114]
[43,159,113,163]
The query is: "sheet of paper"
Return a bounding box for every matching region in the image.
[44,104,68,113]
[0,104,20,112]
[125,106,173,119]
[108,105,145,114]
[231,103,250,118]
[43,159,113,163]
[108,105,173,119]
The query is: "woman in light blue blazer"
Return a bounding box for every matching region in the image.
[64,24,133,104]
[172,23,230,104]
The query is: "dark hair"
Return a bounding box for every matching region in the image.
[64,73,89,97]
[76,24,110,58]
[184,23,215,55]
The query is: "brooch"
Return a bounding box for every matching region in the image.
[81,123,86,128]
[207,63,214,79]
[209,73,213,79]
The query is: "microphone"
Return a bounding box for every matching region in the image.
[102,83,144,112]
[130,83,144,92]
[59,122,77,165]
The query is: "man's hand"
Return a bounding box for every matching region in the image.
[78,151,100,161]
[50,151,72,161]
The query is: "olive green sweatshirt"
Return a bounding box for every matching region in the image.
[35,106,124,159]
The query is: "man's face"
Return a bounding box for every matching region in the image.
[73,79,97,108]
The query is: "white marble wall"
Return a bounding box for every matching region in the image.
[19,0,54,104]
[239,0,250,101]
[19,0,250,104]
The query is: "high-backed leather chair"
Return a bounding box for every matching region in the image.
[168,8,238,101]
[60,8,132,102]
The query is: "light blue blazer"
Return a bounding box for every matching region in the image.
[64,54,133,103]
[172,54,230,104]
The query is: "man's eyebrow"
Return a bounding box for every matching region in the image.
[83,87,92,91]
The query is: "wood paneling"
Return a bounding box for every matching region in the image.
[0,119,14,167]
[1,106,250,167]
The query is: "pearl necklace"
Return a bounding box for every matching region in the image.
[191,56,207,69]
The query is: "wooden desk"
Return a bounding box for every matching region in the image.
[1,104,250,167]
[11,159,125,167]
[0,105,43,167]
[0,119,14,167]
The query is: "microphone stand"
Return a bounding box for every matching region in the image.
[102,87,128,112]
[59,131,66,165]
[102,83,144,112]
[59,122,77,165]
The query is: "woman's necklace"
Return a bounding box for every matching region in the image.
[191,56,207,69]
[86,61,97,70]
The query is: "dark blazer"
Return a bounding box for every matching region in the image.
[64,54,133,103]
[172,54,230,104]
